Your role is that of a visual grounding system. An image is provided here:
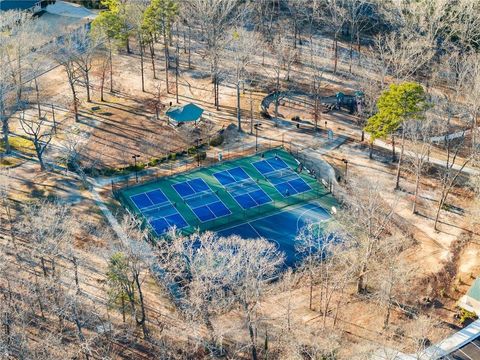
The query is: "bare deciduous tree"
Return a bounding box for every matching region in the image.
[56,34,84,122]
[337,179,395,294]
[403,117,438,214]
[105,215,155,339]
[184,0,240,109]
[226,28,260,132]
[19,110,53,171]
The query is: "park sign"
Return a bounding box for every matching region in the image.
[166,103,204,125]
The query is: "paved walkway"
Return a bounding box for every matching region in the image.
[89,182,128,245]
[374,138,478,176]
[424,319,480,359]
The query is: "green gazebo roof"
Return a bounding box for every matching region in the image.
[467,278,480,301]
[166,103,204,122]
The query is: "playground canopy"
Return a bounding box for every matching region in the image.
[459,278,480,315]
[166,103,203,124]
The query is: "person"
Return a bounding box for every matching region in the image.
[275,153,279,161]
[285,188,290,197]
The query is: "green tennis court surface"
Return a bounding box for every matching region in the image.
[117,148,337,265]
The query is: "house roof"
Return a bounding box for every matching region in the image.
[0,0,40,11]
[467,278,480,301]
[166,103,204,122]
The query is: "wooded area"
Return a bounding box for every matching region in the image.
[1,0,480,359]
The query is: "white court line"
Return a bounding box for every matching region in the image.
[146,203,189,233]
[173,179,232,223]
[212,169,236,185]
[248,222,263,239]
[215,167,273,210]
[251,159,276,175]
[145,189,169,207]
[130,188,171,212]
[130,192,153,211]
[457,349,473,360]
[129,189,189,235]
[189,200,232,224]
[252,156,290,175]
[295,205,329,232]
[218,201,329,234]
[172,179,198,199]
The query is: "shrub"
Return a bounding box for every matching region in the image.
[168,153,176,161]
[0,137,36,155]
[195,151,207,161]
[187,146,197,155]
[260,110,272,119]
[210,134,224,147]
[291,115,301,122]
[147,159,156,167]
[459,308,477,324]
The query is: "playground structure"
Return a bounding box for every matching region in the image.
[261,90,365,120]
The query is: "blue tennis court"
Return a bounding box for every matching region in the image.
[217,202,331,267]
[213,166,272,210]
[253,157,311,197]
[173,178,231,222]
[252,156,290,175]
[130,189,188,235]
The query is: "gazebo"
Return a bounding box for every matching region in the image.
[166,103,204,126]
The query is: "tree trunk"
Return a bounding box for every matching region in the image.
[68,76,79,123]
[140,38,145,92]
[412,169,421,214]
[84,68,91,102]
[357,32,361,61]
[164,30,169,93]
[333,36,338,74]
[274,72,280,126]
[35,78,42,120]
[175,43,179,104]
[434,195,444,231]
[41,257,48,277]
[349,32,354,73]
[126,36,131,54]
[391,134,396,162]
[35,142,45,170]
[245,305,258,360]
[309,272,313,310]
[357,264,366,294]
[72,255,80,294]
[0,107,10,154]
[109,40,113,93]
[237,81,241,132]
[149,39,157,80]
[293,19,297,49]
[134,274,148,339]
[384,301,392,329]
[215,77,220,110]
[472,110,477,151]
[394,128,405,190]
[100,65,106,101]
[187,26,191,69]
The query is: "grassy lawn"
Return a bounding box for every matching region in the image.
[0,137,36,155]
[0,156,23,167]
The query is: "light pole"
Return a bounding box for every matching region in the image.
[196,138,203,167]
[132,154,140,183]
[342,158,348,183]
[254,123,262,152]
